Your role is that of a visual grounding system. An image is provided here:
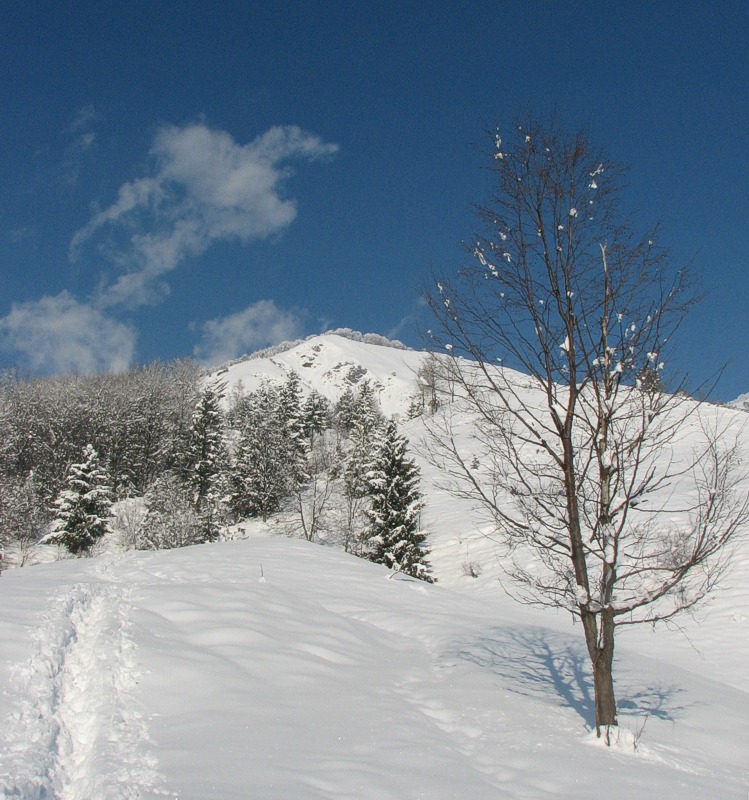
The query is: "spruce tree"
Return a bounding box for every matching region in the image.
[333,387,357,434]
[278,371,303,433]
[44,444,113,556]
[301,390,330,443]
[229,384,290,522]
[344,381,385,502]
[277,371,307,489]
[365,421,433,582]
[185,380,228,538]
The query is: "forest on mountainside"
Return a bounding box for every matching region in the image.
[0,356,432,580]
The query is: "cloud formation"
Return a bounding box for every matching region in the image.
[59,104,100,186]
[1,122,332,376]
[193,299,304,366]
[0,292,136,375]
[71,123,338,308]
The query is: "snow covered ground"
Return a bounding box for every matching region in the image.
[0,538,747,799]
[1,333,747,798]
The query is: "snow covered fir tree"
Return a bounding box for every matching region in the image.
[229,382,297,522]
[43,444,113,556]
[364,420,433,582]
[185,379,228,540]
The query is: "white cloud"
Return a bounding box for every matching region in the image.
[70,122,338,309]
[0,292,136,375]
[193,300,304,366]
[59,105,100,185]
[67,104,100,134]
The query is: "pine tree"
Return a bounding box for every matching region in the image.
[44,444,113,556]
[278,371,303,433]
[343,381,385,502]
[334,379,381,433]
[333,387,357,434]
[364,421,433,582]
[187,380,226,506]
[229,384,290,522]
[185,380,228,539]
[277,371,307,489]
[301,390,330,443]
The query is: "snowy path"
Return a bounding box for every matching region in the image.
[1,539,747,799]
[1,569,162,799]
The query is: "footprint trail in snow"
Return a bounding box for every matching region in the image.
[0,578,164,799]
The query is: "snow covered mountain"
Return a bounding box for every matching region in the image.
[213,329,425,418]
[1,332,748,798]
[730,391,749,412]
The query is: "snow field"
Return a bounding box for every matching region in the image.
[1,566,162,799]
[1,334,748,797]
[2,538,746,798]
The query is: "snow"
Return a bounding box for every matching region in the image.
[729,391,749,412]
[1,333,748,798]
[1,538,747,798]
[216,333,425,418]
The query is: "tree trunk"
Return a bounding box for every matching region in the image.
[583,608,618,736]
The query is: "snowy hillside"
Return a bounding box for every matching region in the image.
[1,539,747,799]
[1,332,748,798]
[213,331,426,418]
[730,391,749,412]
[212,333,749,694]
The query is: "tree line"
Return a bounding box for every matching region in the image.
[0,363,432,581]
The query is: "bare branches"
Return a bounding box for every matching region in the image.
[426,117,747,733]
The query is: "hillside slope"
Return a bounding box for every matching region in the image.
[0,538,747,799]
[215,333,749,696]
[1,333,747,797]
[214,332,426,417]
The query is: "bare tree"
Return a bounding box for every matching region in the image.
[426,118,749,738]
[0,471,49,567]
[288,430,338,543]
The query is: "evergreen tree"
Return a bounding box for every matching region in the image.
[185,380,228,538]
[277,371,307,488]
[338,380,383,439]
[229,384,290,522]
[343,381,385,500]
[333,387,357,434]
[278,371,303,432]
[301,390,330,443]
[136,473,204,550]
[44,444,112,556]
[364,421,433,582]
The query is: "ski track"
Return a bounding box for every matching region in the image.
[1,566,164,799]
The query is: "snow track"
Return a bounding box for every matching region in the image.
[1,580,162,799]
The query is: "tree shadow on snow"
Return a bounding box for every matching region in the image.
[442,625,686,729]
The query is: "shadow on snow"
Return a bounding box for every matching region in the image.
[441,624,687,729]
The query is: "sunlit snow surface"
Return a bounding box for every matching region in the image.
[0,539,747,798]
[1,334,747,798]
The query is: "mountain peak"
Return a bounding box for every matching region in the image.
[211,331,425,418]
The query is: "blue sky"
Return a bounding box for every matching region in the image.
[1,1,747,400]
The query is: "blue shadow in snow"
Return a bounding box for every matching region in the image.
[441,625,686,729]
